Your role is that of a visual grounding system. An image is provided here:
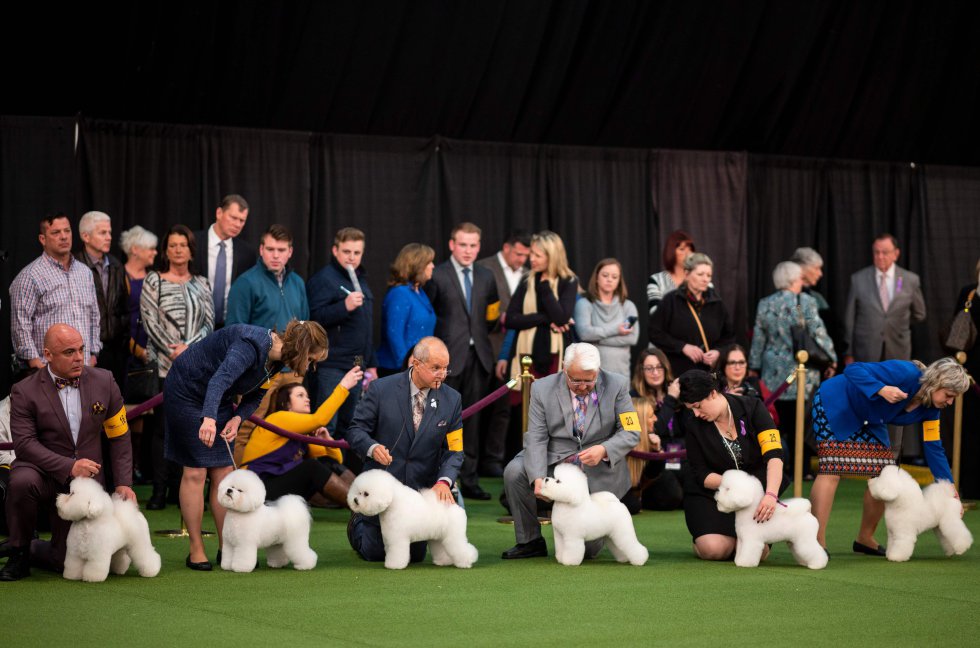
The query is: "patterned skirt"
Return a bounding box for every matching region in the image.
[812,393,894,477]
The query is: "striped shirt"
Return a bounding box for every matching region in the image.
[140,271,214,377]
[9,253,102,362]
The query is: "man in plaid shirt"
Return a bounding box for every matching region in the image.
[9,213,101,376]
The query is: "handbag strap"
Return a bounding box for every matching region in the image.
[965,287,976,311]
[686,300,711,352]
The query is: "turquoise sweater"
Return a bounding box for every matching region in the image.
[226,261,310,331]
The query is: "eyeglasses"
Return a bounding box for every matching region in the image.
[418,363,451,377]
[642,365,664,374]
[566,375,597,388]
[725,360,747,367]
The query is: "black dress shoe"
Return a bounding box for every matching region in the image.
[186,554,213,571]
[852,540,887,556]
[147,490,166,511]
[0,540,16,560]
[0,551,31,581]
[461,486,492,501]
[501,538,548,559]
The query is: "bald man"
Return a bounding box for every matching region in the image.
[0,324,134,581]
[344,336,464,563]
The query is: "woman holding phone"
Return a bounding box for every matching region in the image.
[574,258,639,377]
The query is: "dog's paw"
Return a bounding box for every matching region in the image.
[384,560,409,570]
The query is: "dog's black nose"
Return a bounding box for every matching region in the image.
[226,488,233,495]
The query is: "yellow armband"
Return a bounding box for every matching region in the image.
[103,407,129,438]
[485,301,501,322]
[446,428,463,452]
[619,412,641,432]
[757,428,781,454]
[922,420,940,442]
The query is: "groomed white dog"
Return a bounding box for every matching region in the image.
[347,470,478,570]
[56,477,161,582]
[714,469,827,569]
[539,463,648,566]
[868,464,972,562]
[217,469,317,572]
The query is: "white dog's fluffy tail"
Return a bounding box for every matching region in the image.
[111,495,161,577]
[271,495,313,536]
[781,498,812,516]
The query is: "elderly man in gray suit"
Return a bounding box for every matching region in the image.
[501,343,640,559]
[842,233,927,455]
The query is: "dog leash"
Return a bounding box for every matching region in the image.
[224,437,238,470]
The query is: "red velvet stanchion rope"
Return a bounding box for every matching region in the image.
[763,373,795,407]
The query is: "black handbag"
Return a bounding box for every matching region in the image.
[790,295,833,371]
[941,287,977,353]
[126,360,159,404]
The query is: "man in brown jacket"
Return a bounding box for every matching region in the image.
[0,324,134,581]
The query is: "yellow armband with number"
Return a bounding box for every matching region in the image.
[922,420,940,442]
[619,412,641,432]
[757,428,781,454]
[485,301,500,322]
[446,428,463,452]
[103,407,129,438]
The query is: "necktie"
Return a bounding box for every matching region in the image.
[574,395,588,442]
[214,240,227,326]
[413,391,426,431]
[879,273,890,311]
[462,267,472,312]
[54,376,80,390]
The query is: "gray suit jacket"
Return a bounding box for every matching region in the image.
[520,370,638,497]
[843,265,926,362]
[477,254,526,358]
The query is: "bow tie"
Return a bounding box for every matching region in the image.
[54,376,80,390]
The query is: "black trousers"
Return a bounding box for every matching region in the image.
[444,347,489,491]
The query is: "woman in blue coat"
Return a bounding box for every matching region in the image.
[165,319,328,570]
[809,358,970,554]
[376,243,436,375]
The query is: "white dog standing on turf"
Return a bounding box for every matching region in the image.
[217,469,317,572]
[868,464,972,562]
[56,477,161,582]
[539,463,648,566]
[347,470,478,570]
[714,469,827,569]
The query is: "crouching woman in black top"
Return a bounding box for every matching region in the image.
[678,370,786,561]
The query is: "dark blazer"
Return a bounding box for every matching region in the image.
[306,258,377,370]
[424,261,500,374]
[190,228,257,285]
[504,274,578,374]
[73,251,128,347]
[345,370,464,489]
[477,254,527,357]
[648,287,735,375]
[9,366,132,487]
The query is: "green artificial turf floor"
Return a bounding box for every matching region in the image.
[3,478,979,647]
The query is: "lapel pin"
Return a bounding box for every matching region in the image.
[92,401,106,415]
[430,398,437,409]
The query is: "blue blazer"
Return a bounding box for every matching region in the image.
[344,370,463,489]
[818,360,951,482]
[376,284,436,370]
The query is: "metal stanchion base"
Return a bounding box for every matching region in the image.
[154,515,215,538]
[495,516,551,526]
[963,500,977,511]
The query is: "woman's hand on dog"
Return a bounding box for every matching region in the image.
[753,493,777,523]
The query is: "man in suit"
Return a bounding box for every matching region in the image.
[0,324,134,581]
[191,194,257,328]
[477,230,530,475]
[501,343,640,559]
[843,233,927,457]
[425,223,499,500]
[345,337,463,563]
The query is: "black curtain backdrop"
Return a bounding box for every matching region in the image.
[2,117,979,394]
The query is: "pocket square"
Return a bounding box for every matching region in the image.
[91,401,107,415]
[437,420,448,427]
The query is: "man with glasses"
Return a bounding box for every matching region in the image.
[0,324,134,581]
[345,337,464,563]
[501,343,640,559]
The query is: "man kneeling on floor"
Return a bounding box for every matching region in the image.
[344,337,463,563]
[502,342,639,559]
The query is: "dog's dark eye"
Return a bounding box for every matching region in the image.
[363,492,369,497]
[556,480,561,483]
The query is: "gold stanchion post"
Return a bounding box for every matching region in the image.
[953,351,967,491]
[793,350,808,498]
[521,355,534,436]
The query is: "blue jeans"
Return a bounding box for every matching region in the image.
[311,366,362,436]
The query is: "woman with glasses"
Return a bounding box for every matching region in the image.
[376,243,436,377]
[574,258,639,378]
[677,369,787,561]
[749,261,836,479]
[716,344,779,424]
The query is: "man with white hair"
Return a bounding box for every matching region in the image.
[501,343,640,559]
[75,211,129,387]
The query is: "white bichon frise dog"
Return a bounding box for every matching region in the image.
[539,463,648,566]
[868,464,972,562]
[714,469,827,569]
[347,470,478,570]
[56,477,161,582]
[217,469,317,573]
